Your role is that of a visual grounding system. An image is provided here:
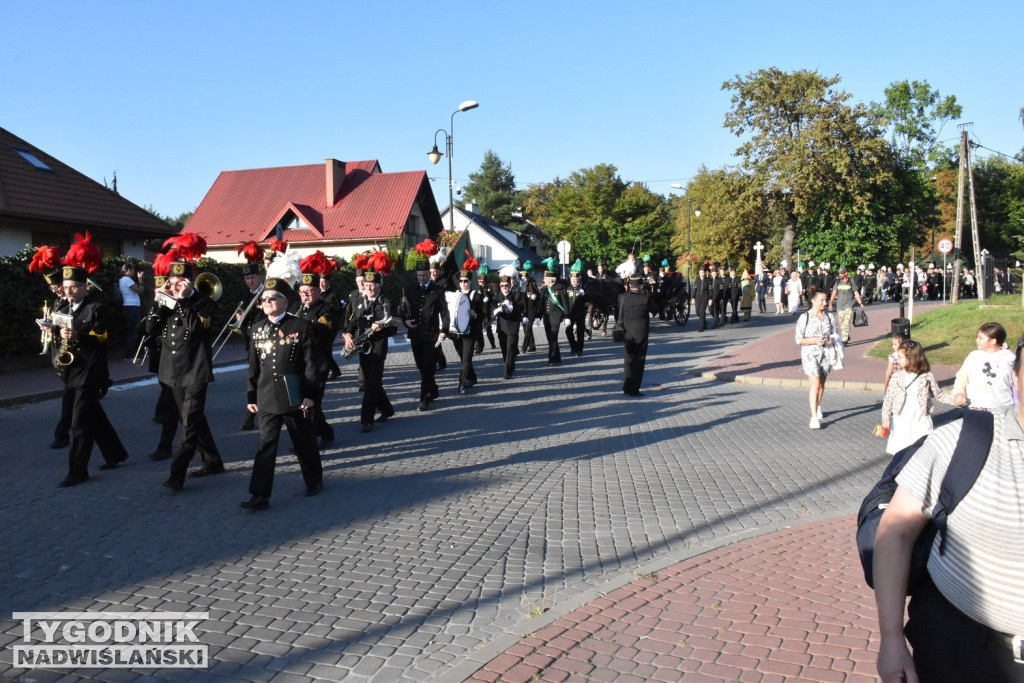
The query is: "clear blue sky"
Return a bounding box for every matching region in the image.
[4,0,1021,220]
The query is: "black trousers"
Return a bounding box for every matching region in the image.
[497,328,519,376]
[409,336,439,401]
[565,316,585,354]
[359,352,392,425]
[475,320,496,352]
[729,295,741,322]
[155,382,178,451]
[54,386,73,442]
[622,337,648,394]
[455,335,476,387]
[695,299,709,330]
[714,297,727,325]
[311,380,333,440]
[168,384,222,483]
[248,410,322,498]
[66,385,126,480]
[521,317,537,352]
[326,329,341,376]
[543,315,562,364]
[906,576,1024,682]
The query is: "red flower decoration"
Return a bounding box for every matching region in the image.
[414,239,439,257]
[63,232,102,273]
[153,249,181,276]
[163,232,208,262]
[299,250,331,276]
[235,240,265,264]
[367,250,394,276]
[267,238,288,254]
[462,249,479,273]
[29,245,63,273]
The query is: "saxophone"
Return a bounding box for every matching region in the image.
[342,316,398,359]
[51,313,75,378]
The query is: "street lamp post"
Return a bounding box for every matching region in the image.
[428,100,479,232]
[670,184,700,285]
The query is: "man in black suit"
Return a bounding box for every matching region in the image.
[430,262,449,371]
[691,264,712,332]
[453,270,483,394]
[472,273,496,354]
[521,268,541,353]
[754,268,771,314]
[400,260,449,411]
[238,264,265,431]
[344,269,398,432]
[240,278,323,510]
[318,272,344,380]
[564,268,588,356]
[344,269,366,391]
[728,267,742,323]
[57,264,129,487]
[494,275,525,379]
[541,270,569,365]
[294,272,335,449]
[618,276,650,397]
[148,260,225,492]
[711,264,726,329]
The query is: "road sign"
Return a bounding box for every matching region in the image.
[556,240,571,265]
[937,238,953,254]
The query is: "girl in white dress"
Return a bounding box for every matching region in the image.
[881,341,953,455]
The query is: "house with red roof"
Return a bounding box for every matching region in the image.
[0,126,176,257]
[185,158,444,263]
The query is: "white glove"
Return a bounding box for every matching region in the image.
[530,294,537,300]
[579,288,585,296]
[483,297,489,303]
[564,319,572,328]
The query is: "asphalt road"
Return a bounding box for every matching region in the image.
[0,314,903,682]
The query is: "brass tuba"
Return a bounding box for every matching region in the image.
[194,272,223,301]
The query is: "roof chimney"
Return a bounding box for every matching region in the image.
[325,159,345,207]
[465,200,478,213]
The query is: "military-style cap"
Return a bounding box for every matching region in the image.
[169,261,195,278]
[459,269,471,280]
[62,265,88,284]
[364,270,379,284]
[263,277,294,298]
[499,275,513,284]
[543,270,556,279]
[154,275,168,287]
[299,272,320,288]
[415,260,429,272]
[43,268,62,285]
[354,268,366,278]
[242,262,262,276]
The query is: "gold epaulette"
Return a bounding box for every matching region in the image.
[317,316,333,329]
[89,329,108,343]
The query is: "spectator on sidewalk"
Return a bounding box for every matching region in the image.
[881,341,955,455]
[952,322,1018,410]
[786,271,803,314]
[883,333,908,390]
[795,290,839,429]
[118,263,142,360]
[827,267,863,344]
[772,269,785,314]
[873,333,1024,683]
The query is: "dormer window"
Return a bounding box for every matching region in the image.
[12,147,52,172]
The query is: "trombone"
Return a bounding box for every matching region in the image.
[212,283,263,360]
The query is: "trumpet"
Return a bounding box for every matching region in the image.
[43,312,75,378]
[212,283,262,360]
[39,302,52,355]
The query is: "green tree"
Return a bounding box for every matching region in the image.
[870,79,962,168]
[722,68,893,270]
[461,150,521,226]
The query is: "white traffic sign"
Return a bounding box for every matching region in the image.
[556,240,572,264]
[937,238,953,255]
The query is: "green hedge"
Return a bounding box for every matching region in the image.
[0,248,417,361]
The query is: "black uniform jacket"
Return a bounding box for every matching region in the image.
[542,282,570,325]
[712,275,726,301]
[247,313,319,413]
[344,295,397,357]
[63,294,112,390]
[692,274,712,303]
[400,281,450,341]
[523,279,543,318]
[293,298,334,380]
[566,282,588,319]
[494,289,525,335]
[467,289,487,336]
[146,291,216,388]
[618,290,651,342]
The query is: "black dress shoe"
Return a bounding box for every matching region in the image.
[148,449,172,461]
[378,409,394,422]
[98,462,120,471]
[503,373,512,380]
[49,438,69,449]
[417,400,430,411]
[458,385,467,395]
[239,416,256,431]
[190,464,225,478]
[162,479,184,491]
[58,475,87,488]
[239,495,269,510]
[319,435,334,449]
[304,483,323,497]
[625,391,645,397]
[361,423,373,433]
[328,370,340,381]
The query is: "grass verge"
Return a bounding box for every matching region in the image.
[867,295,1023,365]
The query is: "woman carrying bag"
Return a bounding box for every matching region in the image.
[881,340,954,455]
[796,290,842,429]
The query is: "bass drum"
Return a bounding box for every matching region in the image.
[445,290,471,337]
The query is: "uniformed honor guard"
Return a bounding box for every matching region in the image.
[237,243,266,431]
[344,267,367,391]
[430,259,450,371]
[241,277,324,510]
[565,266,588,356]
[295,252,336,449]
[29,245,73,450]
[54,233,129,486]
[521,263,541,353]
[711,263,726,328]
[728,267,742,323]
[618,275,651,397]
[317,262,344,380]
[541,270,570,365]
[454,269,483,394]
[142,265,178,463]
[147,242,226,491]
[691,263,713,332]
[343,269,397,432]
[473,272,497,354]
[401,257,450,411]
[494,274,525,379]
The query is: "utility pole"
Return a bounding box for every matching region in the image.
[965,138,984,301]
[951,126,983,304]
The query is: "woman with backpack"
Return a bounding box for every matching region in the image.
[795,290,840,429]
[881,341,954,455]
